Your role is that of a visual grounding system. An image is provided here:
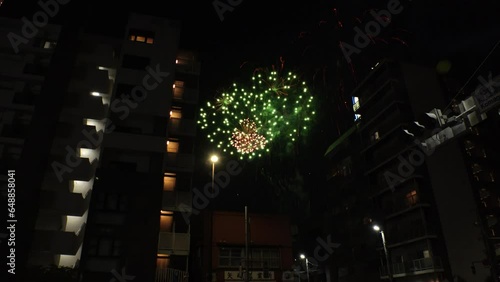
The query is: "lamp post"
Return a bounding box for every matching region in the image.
[210,155,218,194]
[208,155,218,282]
[300,254,310,282]
[373,225,392,282]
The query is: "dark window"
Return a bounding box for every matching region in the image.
[108,161,137,172]
[114,125,142,134]
[88,237,122,257]
[115,83,146,102]
[115,83,135,97]
[122,54,150,70]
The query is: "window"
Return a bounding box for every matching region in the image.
[371,131,380,142]
[166,139,179,153]
[95,193,127,211]
[170,107,182,119]
[253,248,280,268]
[159,212,173,232]
[122,54,150,70]
[109,161,137,172]
[173,81,185,99]
[406,190,418,206]
[219,247,280,269]
[352,96,360,112]
[173,81,184,88]
[128,29,155,44]
[115,83,135,97]
[219,247,244,267]
[88,237,122,257]
[163,173,176,191]
[43,41,57,49]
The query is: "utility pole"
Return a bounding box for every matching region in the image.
[245,206,249,282]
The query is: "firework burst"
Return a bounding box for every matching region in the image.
[198,67,316,160]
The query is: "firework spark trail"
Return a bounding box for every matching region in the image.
[199,66,316,160]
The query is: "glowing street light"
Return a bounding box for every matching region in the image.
[299,254,310,282]
[210,155,219,163]
[373,225,392,282]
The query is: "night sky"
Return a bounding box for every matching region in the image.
[1,0,499,213]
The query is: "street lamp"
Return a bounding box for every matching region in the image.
[299,254,310,282]
[373,225,392,282]
[208,154,218,282]
[210,155,218,196]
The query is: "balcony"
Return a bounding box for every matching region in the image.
[386,226,436,246]
[164,152,195,172]
[380,257,444,279]
[175,60,200,75]
[158,232,190,256]
[173,87,198,104]
[32,224,86,255]
[156,267,189,282]
[162,191,192,212]
[356,80,401,116]
[168,118,196,137]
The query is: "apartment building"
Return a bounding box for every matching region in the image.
[0,17,60,181]
[323,123,380,282]
[78,14,200,282]
[0,12,200,282]
[323,59,500,282]
[323,60,449,282]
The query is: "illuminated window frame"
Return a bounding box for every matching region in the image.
[128,29,155,45]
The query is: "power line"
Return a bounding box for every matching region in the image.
[444,39,500,111]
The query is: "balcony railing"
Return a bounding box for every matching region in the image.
[386,226,428,245]
[380,257,443,278]
[164,153,195,171]
[158,232,190,256]
[175,60,200,74]
[162,191,192,212]
[168,119,196,136]
[156,267,189,282]
[173,87,198,104]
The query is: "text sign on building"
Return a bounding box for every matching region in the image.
[224,271,275,281]
[473,74,500,113]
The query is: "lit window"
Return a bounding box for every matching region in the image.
[174,81,185,88]
[354,114,361,121]
[163,173,176,191]
[406,190,418,206]
[157,256,170,269]
[352,96,360,112]
[43,41,56,49]
[129,33,154,44]
[170,107,182,119]
[159,213,173,232]
[166,139,179,153]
